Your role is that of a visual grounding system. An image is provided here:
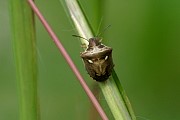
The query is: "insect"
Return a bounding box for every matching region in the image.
[73,35,114,82]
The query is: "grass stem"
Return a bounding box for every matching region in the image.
[63,0,136,119]
[9,0,39,120]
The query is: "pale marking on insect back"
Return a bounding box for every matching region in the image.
[88,59,93,64]
[105,56,108,60]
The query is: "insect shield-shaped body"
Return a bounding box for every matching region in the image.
[81,37,114,82]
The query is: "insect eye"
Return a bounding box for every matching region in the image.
[105,56,108,60]
[98,44,104,48]
[87,59,93,64]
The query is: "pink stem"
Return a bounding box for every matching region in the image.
[27,0,108,120]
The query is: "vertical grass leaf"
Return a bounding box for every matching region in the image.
[9,0,39,120]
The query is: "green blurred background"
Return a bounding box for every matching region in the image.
[1,0,180,120]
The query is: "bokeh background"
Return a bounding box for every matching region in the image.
[1,0,180,120]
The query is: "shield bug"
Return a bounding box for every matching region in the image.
[73,34,114,82]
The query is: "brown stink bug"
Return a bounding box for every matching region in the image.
[73,34,114,82]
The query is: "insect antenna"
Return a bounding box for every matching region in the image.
[72,35,89,41]
[96,24,111,37]
[95,17,104,37]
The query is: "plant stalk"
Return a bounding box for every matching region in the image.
[9,0,39,120]
[63,0,136,120]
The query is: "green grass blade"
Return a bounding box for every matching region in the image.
[9,0,39,120]
[62,0,136,119]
